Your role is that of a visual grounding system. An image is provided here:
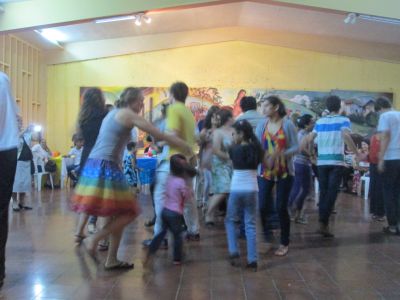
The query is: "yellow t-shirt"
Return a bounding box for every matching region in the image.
[166,101,195,158]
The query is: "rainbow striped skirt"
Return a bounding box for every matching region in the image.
[71,158,140,217]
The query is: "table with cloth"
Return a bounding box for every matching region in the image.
[136,157,158,188]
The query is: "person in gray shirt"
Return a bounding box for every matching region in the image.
[236,96,264,132]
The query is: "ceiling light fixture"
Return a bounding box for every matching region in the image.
[359,14,400,25]
[95,15,136,24]
[95,12,152,26]
[34,28,67,46]
[344,12,400,26]
[344,12,357,24]
[143,15,152,24]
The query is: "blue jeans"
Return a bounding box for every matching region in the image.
[289,162,312,211]
[258,176,293,246]
[225,191,257,263]
[382,160,400,227]
[148,208,186,261]
[257,177,279,241]
[318,165,344,225]
[369,163,384,217]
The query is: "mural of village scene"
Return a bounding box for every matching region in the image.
[80,87,393,138]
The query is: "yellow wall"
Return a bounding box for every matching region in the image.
[47,40,400,152]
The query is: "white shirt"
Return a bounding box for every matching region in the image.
[32,144,50,167]
[0,72,19,151]
[68,147,83,166]
[377,110,400,160]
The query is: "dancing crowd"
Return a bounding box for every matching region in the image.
[1,73,400,288]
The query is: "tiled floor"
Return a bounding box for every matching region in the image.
[1,188,400,300]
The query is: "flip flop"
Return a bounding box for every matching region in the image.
[104,261,134,271]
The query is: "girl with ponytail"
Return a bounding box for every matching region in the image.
[225,119,263,271]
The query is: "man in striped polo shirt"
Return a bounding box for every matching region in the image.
[308,95,359,237]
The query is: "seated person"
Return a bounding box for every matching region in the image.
[144,135,159,156]
[31,138,51,172]
[65,136,84,185]
[31,137,56,187]
[124,142,139,191]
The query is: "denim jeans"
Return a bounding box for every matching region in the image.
[257,177,279,241]
[225,191,257,263]
[318,165,344,225]
[258,176,293,246]
[382,160,400,227]
[289,162,312,211]
[148,208,186,261]
[153,161,199,236]
[0,148,17,281]
[369,163,385,217]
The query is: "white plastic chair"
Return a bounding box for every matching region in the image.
[358,174,370,201]
[33,160,54,191]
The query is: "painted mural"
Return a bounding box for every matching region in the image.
[80,87,393,137]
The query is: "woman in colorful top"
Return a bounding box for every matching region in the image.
[288,114,315,224]
[144,154,197,266]
[226,119,263,271]
[197,105,220,209]
[205,108,234,226]
[71,87,192,270]
[255,96,298,256]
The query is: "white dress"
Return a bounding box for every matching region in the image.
[12,138,32,193]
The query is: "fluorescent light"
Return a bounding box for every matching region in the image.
[135,18,142,26]
[359,14,400,25]
[34,29,67,45]
[95,15,136,24]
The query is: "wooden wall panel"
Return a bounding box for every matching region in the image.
[0,34,43,127]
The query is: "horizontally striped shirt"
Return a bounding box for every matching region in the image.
[313,115,351,166]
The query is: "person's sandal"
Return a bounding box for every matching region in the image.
[274,245,289,257]
[104,261,134,271]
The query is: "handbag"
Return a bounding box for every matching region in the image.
[44,160,57,173]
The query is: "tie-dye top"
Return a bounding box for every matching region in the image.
[261,123,288,180]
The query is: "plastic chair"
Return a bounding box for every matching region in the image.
[358,174,370,201]
[33,160,54,191]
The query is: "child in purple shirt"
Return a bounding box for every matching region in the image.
[144,154,197,265]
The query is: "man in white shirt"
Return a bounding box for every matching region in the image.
[375,97,400,235]
[0,72,19,289]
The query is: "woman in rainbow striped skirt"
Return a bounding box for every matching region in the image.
[71,87,192,270]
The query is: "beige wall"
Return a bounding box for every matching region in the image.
[47,41,400,152]
[0,34,46,130]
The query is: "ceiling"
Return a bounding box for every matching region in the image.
[12,1,400,63]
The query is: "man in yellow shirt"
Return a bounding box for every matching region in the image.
[143,82,200,249]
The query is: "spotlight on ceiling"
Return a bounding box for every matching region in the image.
[134,17,142,26]
[143,15,152,24]
[344,12,357,24]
